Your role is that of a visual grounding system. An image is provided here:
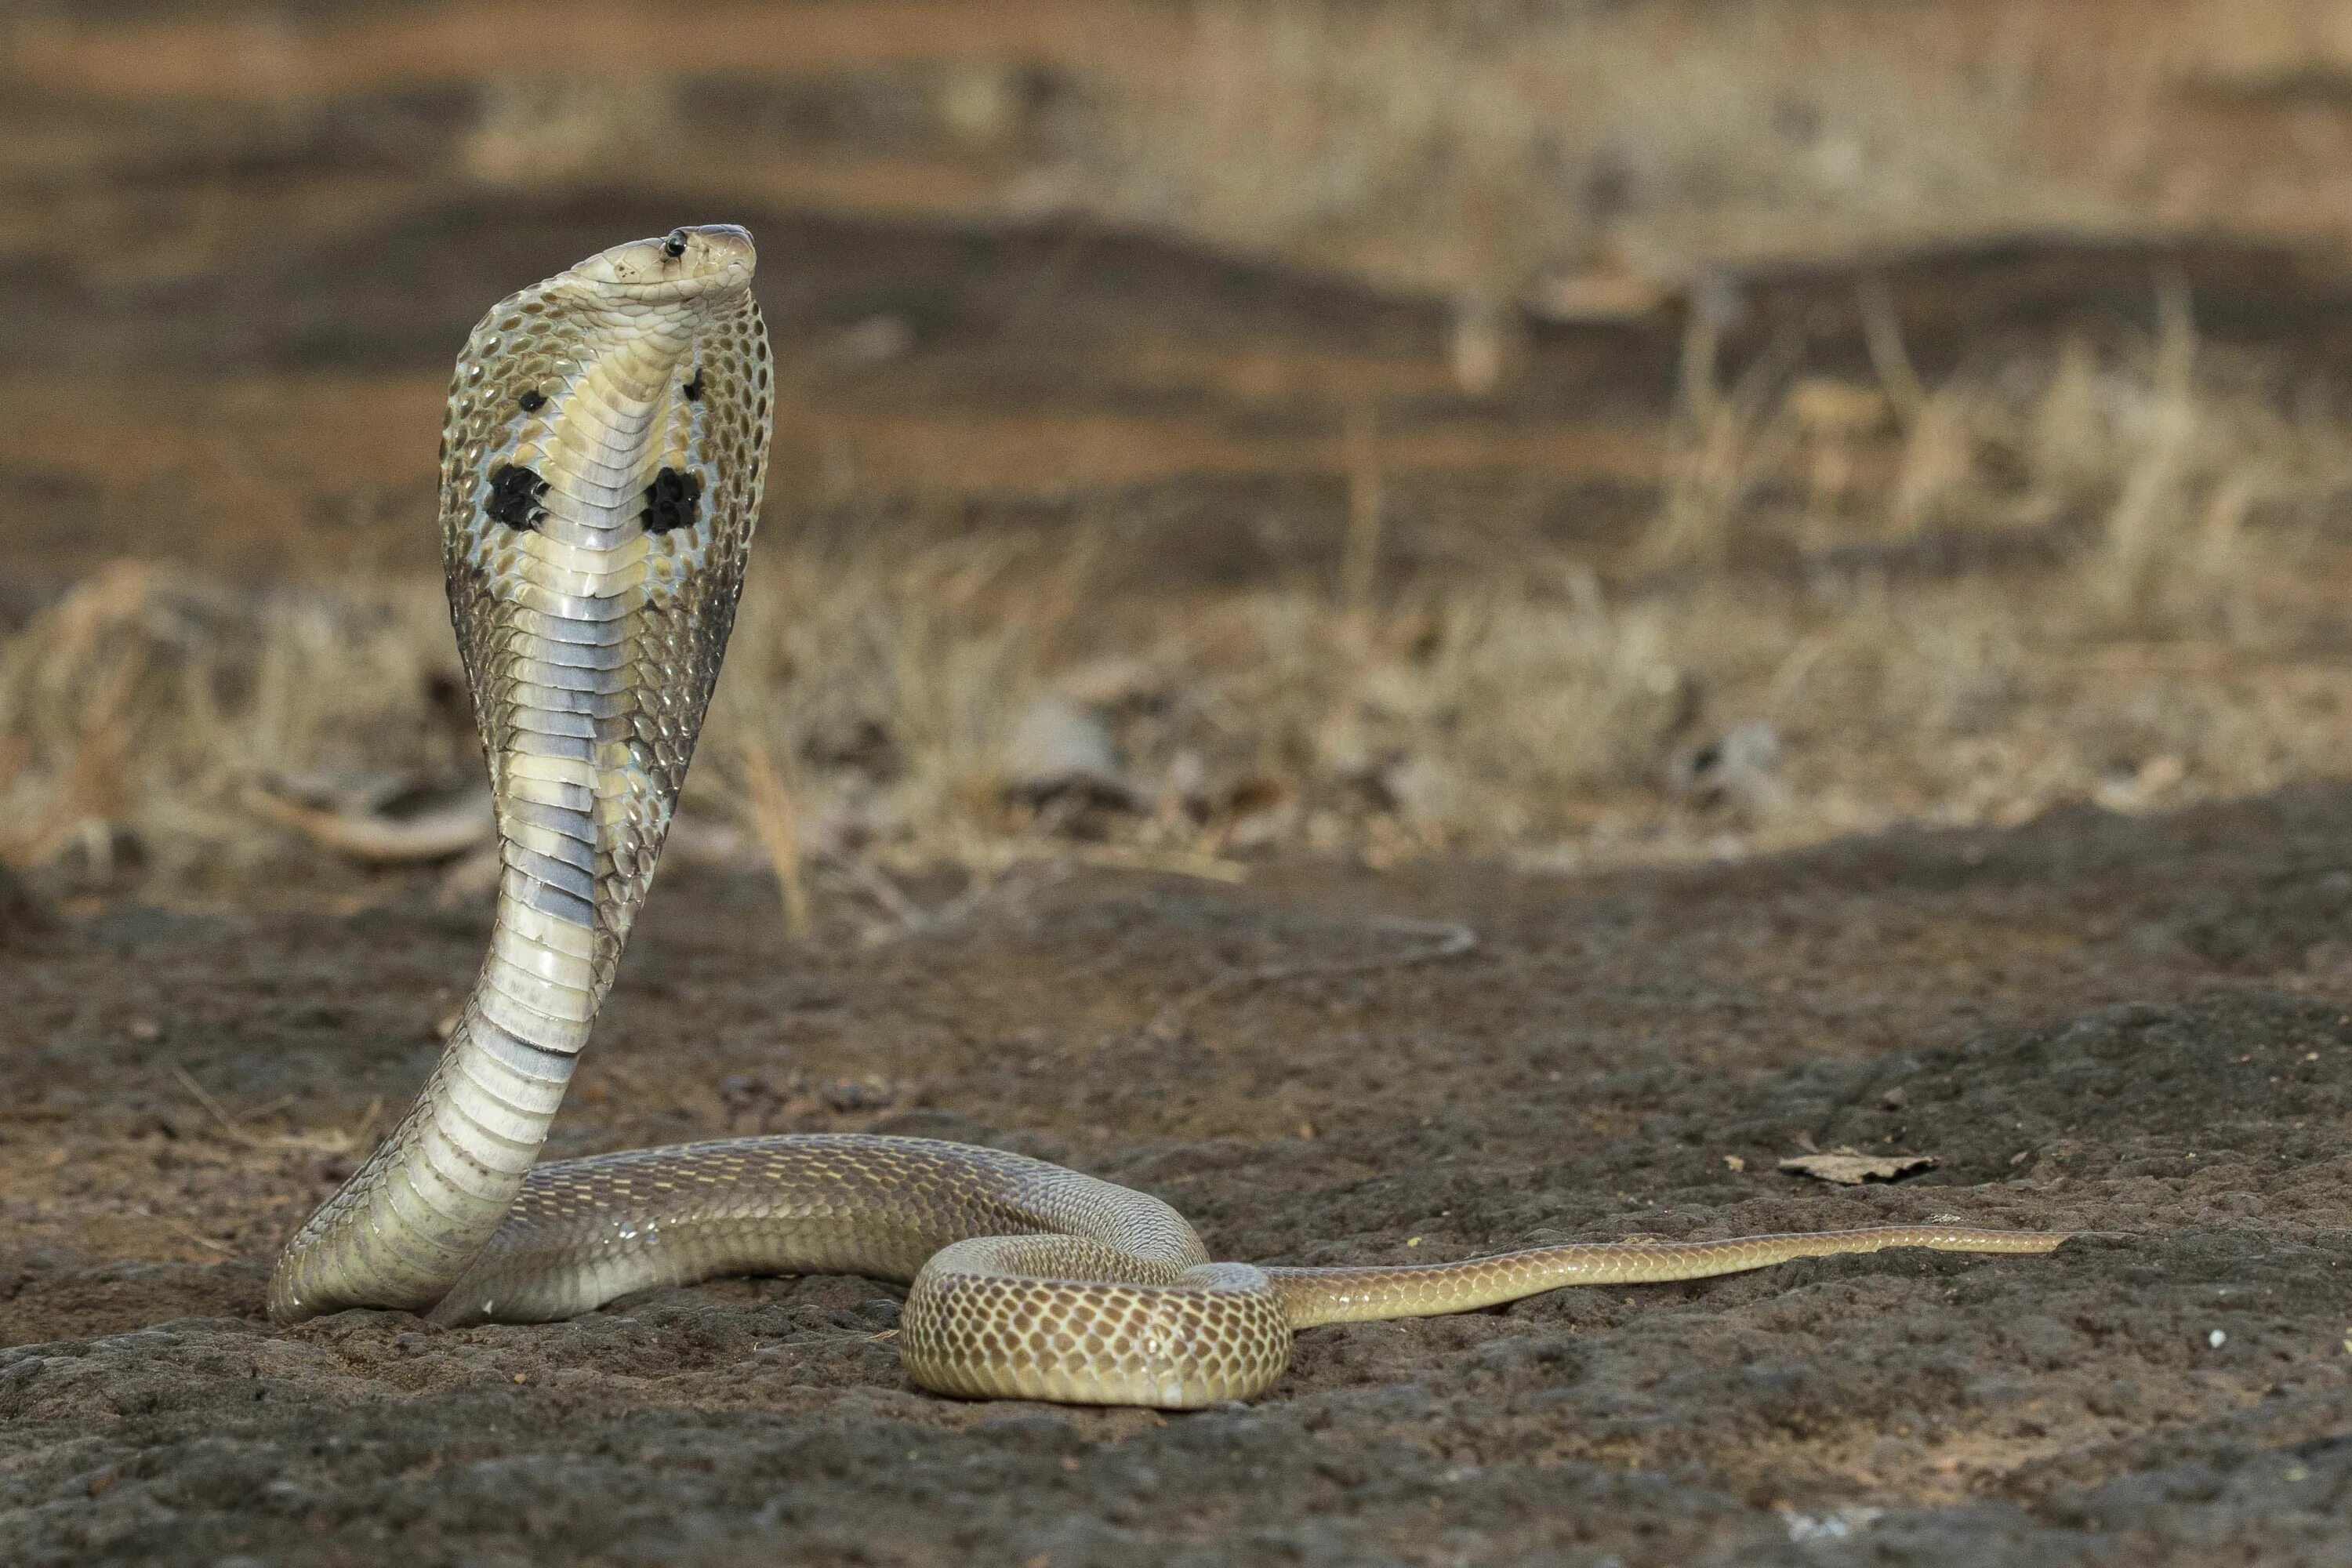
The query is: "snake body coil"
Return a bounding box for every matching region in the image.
[267,228,2063,1407]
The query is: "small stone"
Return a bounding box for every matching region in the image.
[1381,754,1462,826]
[822,1077,894,1113]
[1671,721,1784,811]
[1778,1149,1939,1185]
[1000,696,1138,808]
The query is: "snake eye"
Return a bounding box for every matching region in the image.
[662,230,688,260]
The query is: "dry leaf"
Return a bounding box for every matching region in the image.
[1777,1148,1939,1185]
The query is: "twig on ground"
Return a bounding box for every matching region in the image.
[1066,844,1250,884]
[1147,913,1478,1035]
[840,855,927,935]
[167,1224,236,1256]
[245,782,494,863]
[1857,272,1926,428]
[167,1062,252,1145]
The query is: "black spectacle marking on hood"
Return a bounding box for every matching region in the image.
[517,390,546,412]
[486,463,550,531]
[682,369,704,403]
[642,467,702,535]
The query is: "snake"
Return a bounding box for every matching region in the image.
[263,227,2067,1407]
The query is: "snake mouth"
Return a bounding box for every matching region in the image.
[568,224,757,302]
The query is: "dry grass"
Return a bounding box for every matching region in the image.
[0,567,461,891]
[1640,270,2352,615]
[1062,0,2303,314]
[13,2,2352,909]
[5,330,2350,908]
[21,1,2352,328]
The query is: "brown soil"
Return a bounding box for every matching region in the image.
[8,788,2352,1565]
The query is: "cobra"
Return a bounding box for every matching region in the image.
[265,227,2067,1407]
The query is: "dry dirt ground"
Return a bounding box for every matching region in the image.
[7,786,2352,1566]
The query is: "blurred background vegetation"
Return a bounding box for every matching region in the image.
[10,0,2352,926]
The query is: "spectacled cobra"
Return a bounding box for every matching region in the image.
[263,226,2067,1407]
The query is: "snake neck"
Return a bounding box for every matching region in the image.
[483,331,699,1007]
